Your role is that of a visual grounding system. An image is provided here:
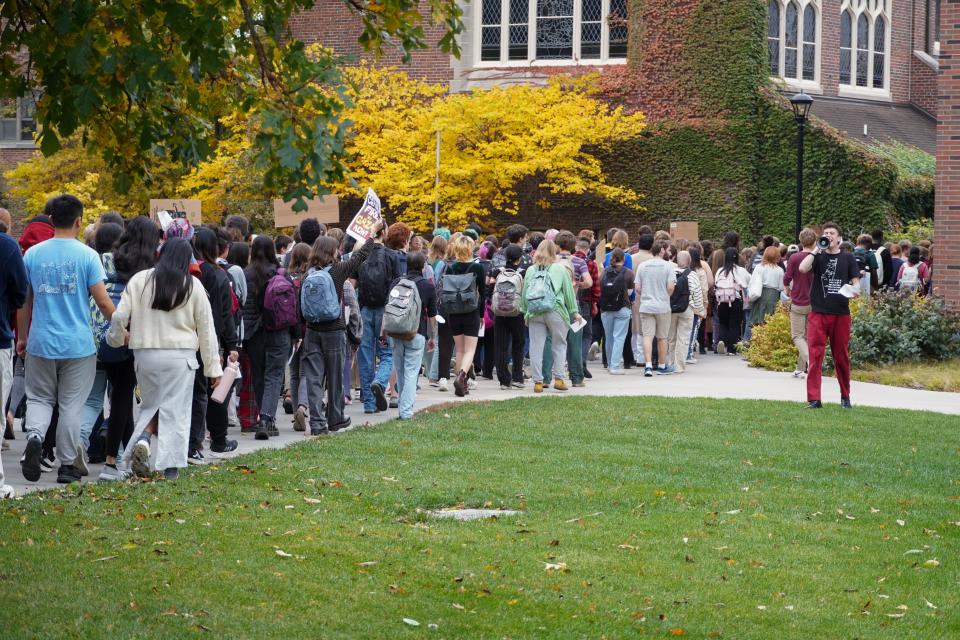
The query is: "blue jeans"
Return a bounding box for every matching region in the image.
[601,307,631,371]
[393,334,426,420]
[358,306,393,411]
[79,366,108,451]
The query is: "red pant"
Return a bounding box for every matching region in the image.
[806,311,851,402]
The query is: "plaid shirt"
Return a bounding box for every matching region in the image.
[575,250,600,305]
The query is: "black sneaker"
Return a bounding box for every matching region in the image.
[187,450,205,465]
[329,417,351,432]
[283,397,294,414]
[371,383,388,412]
[254,420,270,440]
[20,436,43,482]
[583,368,592,379]
[40,450,55,473]
[840,397,852,409]
[210,439,239,453]
[267,418,280,438]
[805,400,823,409]
[310,427,329,436]
[57,464,82,484]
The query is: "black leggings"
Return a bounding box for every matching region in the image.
[494,315,525,386]
[102,358,137,459]
[437,318,455,381]
[717,300,744,354]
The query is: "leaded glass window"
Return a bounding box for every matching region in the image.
[840,11,852,84]
[856,13,869,87]
[768,1,781,76]
[476,0,627,64]
[872,15,886,89]
[802,5,816,80]
[784,1,799,78]
[0,94,38,144]
[481,0,502,61]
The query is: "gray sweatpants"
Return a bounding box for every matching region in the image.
[24,354,97,467]
[528,310,569,383]
[0,347,11,487]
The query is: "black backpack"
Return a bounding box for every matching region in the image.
[357,245,392,308]
[599,267,628,311]
[670,268,691,313]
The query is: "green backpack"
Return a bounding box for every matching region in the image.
[524,265,556,315]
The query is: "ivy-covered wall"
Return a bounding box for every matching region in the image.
[550,0,903,242]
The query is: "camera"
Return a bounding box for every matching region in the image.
[817,236,830,250]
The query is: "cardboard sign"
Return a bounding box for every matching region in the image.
[149,199,202,225]
[346,188,382,243]
[669,221,699,242]
[273,196,340,228]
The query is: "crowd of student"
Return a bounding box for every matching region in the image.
[0,196,937,496]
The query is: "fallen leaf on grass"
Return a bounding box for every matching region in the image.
[926,600,938,609]
[618,544,638,551]
[896,519,905,527]
[923,559,940,568]
[669,629,686,636]
[357,561,378,567]
[274,549,293,558]
[92,555,117,562]
[382,476,398,482]
[452,603,465,610]
[886,613,905,619]
[544,562,569,573]
[725,509,741,515]
[303,498,321,504]
[402,618,420,626]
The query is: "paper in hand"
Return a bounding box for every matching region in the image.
[839,283,860,299]
[570,317,587,333]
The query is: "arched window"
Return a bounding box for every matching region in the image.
[839,0,889,91]
[802,5,817,80]
[768,1,781,75]
[840,11,852,84]
[785,1,799,78]
[873,15,886,89]
[767,1,820,84]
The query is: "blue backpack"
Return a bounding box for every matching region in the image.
[524,265,557,315]
[300,266,341,324]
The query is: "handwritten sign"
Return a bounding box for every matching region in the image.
[273,196,340,228]
[346,188,382,243]
[149,199,202,225]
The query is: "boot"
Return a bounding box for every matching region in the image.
[254,419,269,440]
[266,416,280,438]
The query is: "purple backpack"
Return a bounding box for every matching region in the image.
[262,268,299,331]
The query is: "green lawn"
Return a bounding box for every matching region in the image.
[1,398,958,638]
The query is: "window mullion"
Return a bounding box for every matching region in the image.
[601,0,610,61]
[528,0,536,62]
[501,0,509,62]
[574,0,582,60]
[780,2,786,79]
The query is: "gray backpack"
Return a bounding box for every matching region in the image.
[383,277,422,340]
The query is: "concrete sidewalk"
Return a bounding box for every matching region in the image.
[3,353,957,496]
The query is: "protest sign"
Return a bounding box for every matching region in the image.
[346,188,382,242]
[669,221,699,242]
[149,199,202,225]
[273,196,340,228]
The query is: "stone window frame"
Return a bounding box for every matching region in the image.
[473,0,629,67]
[838,0,891,101]
[767,0,822,92]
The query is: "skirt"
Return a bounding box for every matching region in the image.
[129,348,198,470]
[749,286,781,326]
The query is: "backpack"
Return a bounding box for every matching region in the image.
[670,268,691,313]
[599,267,628,312]
[383,277,423,339]
[262,268,299,331]
[524,265,556,315]
[872,246,886,285]
[300,266,341,324]
[899,263,921,291]
[492,269,523,317]
[96,275,132,363]
[715,268,739,305]
[357,245,391,308]
[440,270,479,314]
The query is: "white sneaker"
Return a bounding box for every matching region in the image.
[609,368,626,376]
[587,342,600,361]
[792,370,803,378]
[438,378,449,392]
[0,484,15,499]
[685,357,698,365]
[98,464,132,482]
[716,341,727,355]
[467,378,478,390]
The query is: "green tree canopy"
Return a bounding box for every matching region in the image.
[0,0,462,210]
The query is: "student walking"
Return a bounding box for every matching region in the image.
[1,210,28,496]
[747,245,785,326]
[713,248,751,356]
[784,228,815,378]
[357,230,399,413]
[107,238,222,479]
[522,239,581,392]
[492,245,527,389]
[634,240,677,376]
[598,249,633,375]
[667,250,704,374]
[439,235,486,397]
[17,196,115,484]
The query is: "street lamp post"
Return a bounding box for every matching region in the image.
[790,92,813,242]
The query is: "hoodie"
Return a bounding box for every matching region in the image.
[1,232,28,349]
[18,215,54,255]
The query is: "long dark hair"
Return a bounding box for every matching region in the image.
[150,238,194,311]
[720,247,739,277]
[248,235,279,296]
[227,241,250,268]
[114,216,159,282]
[94,222,123,255]
[192,227,220,264]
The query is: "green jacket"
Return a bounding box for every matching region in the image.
[520,262,577,322]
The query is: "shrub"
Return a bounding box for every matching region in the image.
[743,304,798,371]
[745,292,960,372]
[848,290,960,368]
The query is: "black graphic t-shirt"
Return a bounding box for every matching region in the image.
[810,252,860,315]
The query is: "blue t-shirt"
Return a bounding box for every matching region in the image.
[23,238,106,359]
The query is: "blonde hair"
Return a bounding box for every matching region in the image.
[533,238,558,266]
[610,229,630,250]
[451,235,475,262]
